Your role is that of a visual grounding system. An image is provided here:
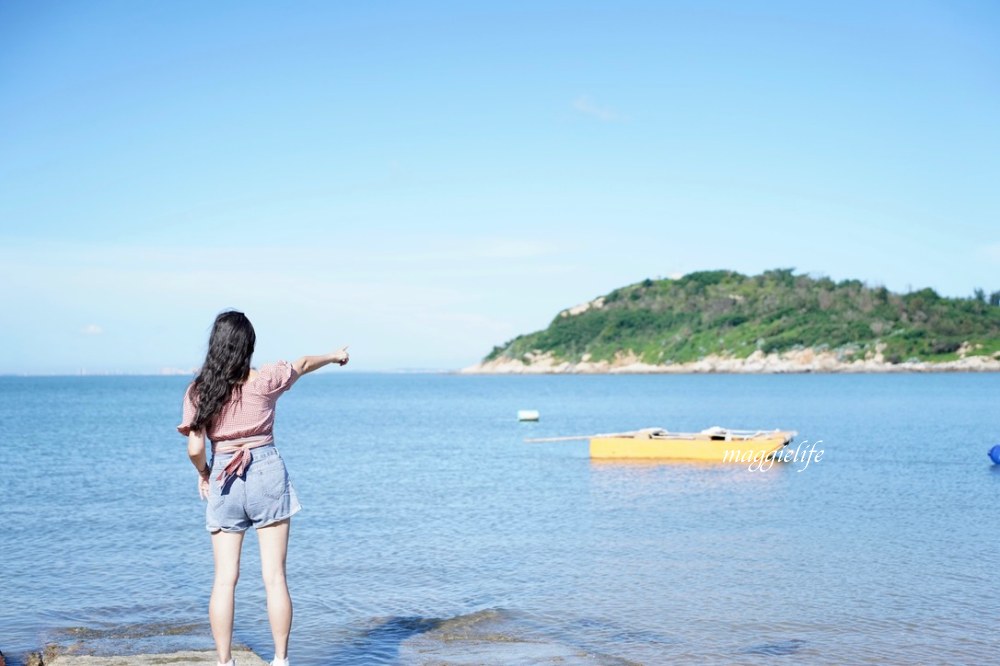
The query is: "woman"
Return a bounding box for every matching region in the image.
[178,310,349,666]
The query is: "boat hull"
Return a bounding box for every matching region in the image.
[589,431,795,461]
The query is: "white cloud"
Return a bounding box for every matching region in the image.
[572,95,624,122]
[0,237,590,371]
[0,237,569,274]
[981,243,1000,262]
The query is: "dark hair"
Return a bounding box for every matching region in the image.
[189,310,256,433]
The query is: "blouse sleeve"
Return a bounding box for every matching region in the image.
[257,360,299,398]
[177,383,197,436]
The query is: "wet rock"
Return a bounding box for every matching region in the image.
[45,649,267,665]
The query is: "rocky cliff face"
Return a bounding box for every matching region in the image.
[462,347,1000,374]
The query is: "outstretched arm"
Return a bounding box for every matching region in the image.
[292,346,349,377]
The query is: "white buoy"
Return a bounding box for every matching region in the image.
[517,410,540,422]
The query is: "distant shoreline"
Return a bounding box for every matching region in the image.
[460,348,1000,374]
[5,359,1000,378]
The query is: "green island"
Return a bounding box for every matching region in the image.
[471,269,1000,373]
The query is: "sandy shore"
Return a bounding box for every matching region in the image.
[460,348,1000,374]
[44,649,266,666]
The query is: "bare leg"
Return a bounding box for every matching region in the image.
[258,518,292,661]
[210,529,245,664]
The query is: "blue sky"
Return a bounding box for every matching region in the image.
[2,1,999,373]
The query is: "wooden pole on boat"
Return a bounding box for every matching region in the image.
[524,431,634,443]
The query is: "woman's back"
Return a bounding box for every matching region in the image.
[178,360,299,443]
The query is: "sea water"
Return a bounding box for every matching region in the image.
[1,373,998,664]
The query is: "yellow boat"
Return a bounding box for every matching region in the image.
[588,427,796,461]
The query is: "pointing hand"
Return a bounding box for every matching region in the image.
[332,346,349,366]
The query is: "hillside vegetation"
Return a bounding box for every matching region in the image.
[485,269,1000,366]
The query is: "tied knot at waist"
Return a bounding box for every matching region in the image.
[213,434,274,483]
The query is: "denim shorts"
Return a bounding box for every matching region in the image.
[207,444,302,533]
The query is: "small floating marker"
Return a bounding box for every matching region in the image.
[989,445,1000,465]
[518,410,540,422]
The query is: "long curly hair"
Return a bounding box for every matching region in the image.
[189,310,256,433]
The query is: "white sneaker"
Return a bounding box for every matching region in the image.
[271,658,289,666]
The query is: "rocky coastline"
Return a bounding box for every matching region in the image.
[1,649,264,666]
[460,347,1000,374]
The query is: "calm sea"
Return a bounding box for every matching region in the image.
[1,373,998,665]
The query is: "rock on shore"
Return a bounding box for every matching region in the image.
[46,649,266,666]
[460,348,1000,374]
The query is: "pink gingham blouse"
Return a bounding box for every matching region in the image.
[177,360,299,442]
